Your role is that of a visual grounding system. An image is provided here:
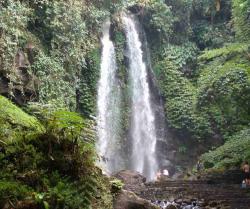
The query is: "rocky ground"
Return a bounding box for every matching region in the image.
[141,180,250,209]
[113,170,250,209]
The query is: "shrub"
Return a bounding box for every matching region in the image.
[201,129,250,170]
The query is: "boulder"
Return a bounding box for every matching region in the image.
[114,190,159,209]
[113,170,146,192]
[182,205,193,209]
[166,204,178,209]
[175,198,183,204]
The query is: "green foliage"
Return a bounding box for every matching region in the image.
[32,52,76,109]
[0,180,32,203]
[232,0,250,42]
[192,0,231,22]
[192,22,233,49]
[0,0,108,113]
[42,0,97,71]
[110,179,124,193]
[0,95,44,143]
[190,0,232,49]
[34,0,107,113]
[0,0,31,64]
[92,171,113,209]
[48,110,84,134]
[201,129,250,170]
[0,0,249,191]
[83,3,110,30]
[165,0,193,43]
[0,96,107,209]
[199,43,249,61]
[154,59,211,138]
[77,48,101,117]
[144,0,175,40]
[153,39,250,141]
[43,175,96,209]
[0,0,34,97]
[197,43,250,137]
[28,0,107,111]
[156,42,198,70]
[26,102,96,142]
[192,0,215,15]
[110,0,175,42]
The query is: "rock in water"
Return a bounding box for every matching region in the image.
[114,190,158,209]
[166,205,178,209]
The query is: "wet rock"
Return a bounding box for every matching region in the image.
[192,206,202,209]
[209,201,217,207]
[175,198,183,204]
[169,197,175,202]
[182,198,192,205]
[166,204,178,209]
[114,170,146,191]
[197,200,206,207]
[137,179,250,208]
[181,202,188,207]
[114,190,158,209]
[182,205,193,209]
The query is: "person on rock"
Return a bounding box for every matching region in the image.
[242,161,250,185]
[163,169,169,177]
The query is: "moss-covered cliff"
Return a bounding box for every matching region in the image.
[0,95,44,142]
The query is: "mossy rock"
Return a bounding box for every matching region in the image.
[0,95,44,143]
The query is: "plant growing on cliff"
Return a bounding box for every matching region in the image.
[0,0,33,98]
[110,179,124,194]
[232,0,250,42]
[154,58,212,139]
[32,53,76,109]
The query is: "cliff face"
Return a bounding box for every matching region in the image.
[0,0,103,114]
[0,47,37,105]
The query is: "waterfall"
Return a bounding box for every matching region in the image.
[96,20,122,174]
[122,15,158,181]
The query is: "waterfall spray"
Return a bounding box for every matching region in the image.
[122,14,158,181]
[96,20,122,174]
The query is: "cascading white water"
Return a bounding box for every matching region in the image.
[122,15,158,181]
[96,20,122,174]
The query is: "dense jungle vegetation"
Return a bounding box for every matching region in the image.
[0,0,249,208]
